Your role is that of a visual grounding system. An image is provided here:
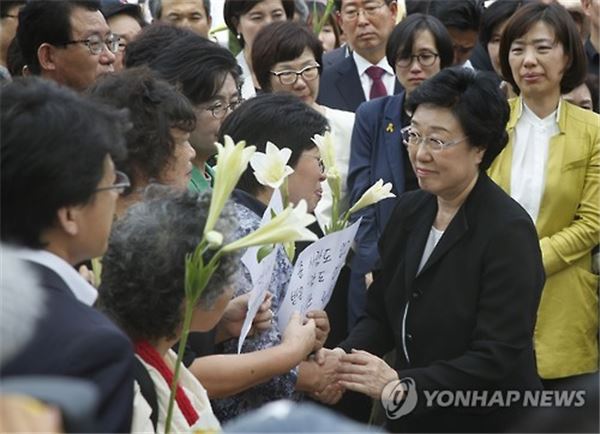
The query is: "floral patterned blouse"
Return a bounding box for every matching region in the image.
[210,190,298,422]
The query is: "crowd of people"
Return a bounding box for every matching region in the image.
[0,0,598,433]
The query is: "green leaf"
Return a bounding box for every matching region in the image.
[256,244,275,262]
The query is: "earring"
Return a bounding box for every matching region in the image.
[236,33,242,41]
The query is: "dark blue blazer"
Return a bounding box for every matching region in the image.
[2,262,135,433]
[322,45,350,68]
[347,93,406,274]
[316,55,402,112]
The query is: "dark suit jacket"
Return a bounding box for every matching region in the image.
[347,93,406,274]
[316,54,402,112]
[2,262,135,433]
[340,173,545,432]
[322,45,350,68]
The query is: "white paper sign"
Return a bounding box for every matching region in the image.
[277,219,361,329]
[237,189,284,353]
[237,247,277,353]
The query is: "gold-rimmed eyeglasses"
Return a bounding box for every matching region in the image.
[400,126,468,152]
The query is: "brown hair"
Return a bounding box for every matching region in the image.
[251,20,323,92]
[499,2,586,94]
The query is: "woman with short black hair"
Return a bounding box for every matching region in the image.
[210,93,332,421]
[346,13,453,329]
[251,21,355,232]
[322,67,545,433]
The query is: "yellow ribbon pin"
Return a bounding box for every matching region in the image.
[386,123,394,133]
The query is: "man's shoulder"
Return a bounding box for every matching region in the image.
[320,52,356,79]
[323,46,349,68]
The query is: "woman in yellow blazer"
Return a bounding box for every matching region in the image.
[488,2,599,382]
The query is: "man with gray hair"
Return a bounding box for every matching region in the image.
[151,0,212,37]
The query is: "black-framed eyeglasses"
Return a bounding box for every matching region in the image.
[61,33,120,55]
[95,170,131,194]
[339,2,386,21]
[400,126,468,152]
[396,52,439,68]
[204,98,244,120]
[270,64,320,86]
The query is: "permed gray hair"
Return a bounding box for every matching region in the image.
[97,185,240,342]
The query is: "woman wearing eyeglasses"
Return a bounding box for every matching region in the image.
[223,0,295,99]
[488,3,599,386]
[320,67,545,433]
[252,20,355,234]
[345,13,453,329]
[210,93,332,422]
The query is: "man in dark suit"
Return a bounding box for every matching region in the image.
[322,44,351,68]
[317,0,401,112]
[0,77,134,433]
[581,0,599,74]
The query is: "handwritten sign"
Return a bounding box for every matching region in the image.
[237,189,284,353]
[277,219,361,329]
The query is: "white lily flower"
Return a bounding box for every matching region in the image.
[250,141,295,189]
[221,200,317,253]
[347,179,396,216]
[204,135,256,234]
[205,230,223,249]
[312,132,336,172]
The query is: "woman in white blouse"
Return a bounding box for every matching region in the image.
[223,0,295,99]
[251,20,356,232]
[488,2,599,386]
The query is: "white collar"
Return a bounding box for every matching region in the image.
[11,248,98,306]
[353,51,394,77]
[519,99,561,129]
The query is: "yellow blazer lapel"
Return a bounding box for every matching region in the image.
[536,100,568,230]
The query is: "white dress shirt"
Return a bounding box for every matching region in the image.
[353,52,396,101]
[236,50,256,100]
[510,100,560,223]
[11,248,98,306]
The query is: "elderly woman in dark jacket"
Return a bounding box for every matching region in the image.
[319,68,545,433]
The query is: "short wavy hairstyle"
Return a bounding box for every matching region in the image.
[97,185,241,342]
[88,67,196,193]
[252,21,323,93]
[499,2,586,95]
[406,67,510,171]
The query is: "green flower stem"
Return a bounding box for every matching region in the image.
[164,244,223,434]
[280,177,289,209]
[164,298,194,434]
[314,0,336,35]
